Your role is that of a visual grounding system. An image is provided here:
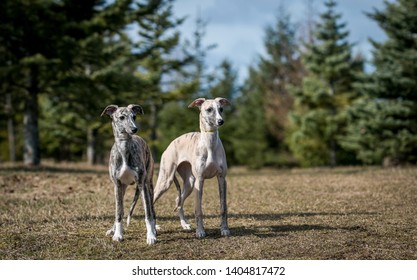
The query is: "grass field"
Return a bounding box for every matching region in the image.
[0,163,416,260]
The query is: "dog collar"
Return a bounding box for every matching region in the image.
[203,129,217,133]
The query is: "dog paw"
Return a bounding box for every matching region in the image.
[112,234,124,242]
[181,221,192,230]
[196,229,206,238]
[221,228,230,236]
[147,234,157,245]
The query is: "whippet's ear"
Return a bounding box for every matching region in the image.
[215,97,231,107]
[188,98,206,108]
[101,105,118,117]
[128,104,144,115]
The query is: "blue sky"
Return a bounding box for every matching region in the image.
[173,0,388,82]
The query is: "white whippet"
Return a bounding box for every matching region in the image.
[153,97,231,238]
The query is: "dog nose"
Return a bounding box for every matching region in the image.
[132,127,138,133]
[217,119,224,126]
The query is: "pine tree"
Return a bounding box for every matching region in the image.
[0,0,65,165]
[233,7,302,168]
[231,67,268,168]
[40,32,138,163]
[0,0,140,165]
[341,0,417,165]
[257,8,303,164]
[156,14,217,158]
[134,0,188,160]
[0,0,174,164]
[209,59,239,165]
[288,0,363,167]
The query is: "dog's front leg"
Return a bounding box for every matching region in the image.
[140,179,157,245]
[195,178,206,238]
[218,175,230,236]
[112,183,126,241]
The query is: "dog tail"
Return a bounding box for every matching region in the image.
[173,175,182,212]
[127,185,140,226]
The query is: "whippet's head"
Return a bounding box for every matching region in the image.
[188,97,231,132]
[101,104,144,138]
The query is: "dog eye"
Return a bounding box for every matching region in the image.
[120,116,125,120]
[219,107,223,113]
[207,108,213,113]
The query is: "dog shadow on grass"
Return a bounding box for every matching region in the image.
[145,211,374,240]
[228,211,372,238]
[75,211,374,241]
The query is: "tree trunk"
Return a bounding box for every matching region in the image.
[6,93,16,162]
[87,127,97,165]
[328,80,337,167]
[329,138,337,167]
[23,68,41,166]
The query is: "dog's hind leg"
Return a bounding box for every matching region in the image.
[179,177,194,230]
[173,175,182,211]
[176,163,194,230]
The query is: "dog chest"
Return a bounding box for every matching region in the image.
[199,153,222,179]
[117,164,136,185]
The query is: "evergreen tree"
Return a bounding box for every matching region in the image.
[134,0,189,160]
[288,0,363,167]
[0,0,140,165]
[40,32,138,163]
[232,67,268,168]
[341,0,417,165]
[233,7,302,168]
[257,8,303,164]
[156,14,217,157]
[0,0,173,164]
[183,15,218,99]
[1,0,66,165]
[209,59,239,165]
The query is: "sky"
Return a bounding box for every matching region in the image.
[172,0,389,83]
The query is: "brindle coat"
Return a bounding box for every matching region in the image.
[101,104,156,244]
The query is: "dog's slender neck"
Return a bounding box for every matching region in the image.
[199,117,219,150]
[112,122,133,166]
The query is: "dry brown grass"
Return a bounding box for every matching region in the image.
[0,163,416,259]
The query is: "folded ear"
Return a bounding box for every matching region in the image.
[101,105,118,117]
[128,104,144,115]
[215,97,231,106]
[188,98,206,108]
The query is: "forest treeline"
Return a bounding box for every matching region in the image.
[1,0,416,168]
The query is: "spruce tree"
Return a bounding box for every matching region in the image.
[341,0,417,165]
[0,0,143,165]
[134,0,188,160]
[232,67,268,168]
[257,8,303,165]
[233,8,301,167]
[156,14,216,157]
[288,0,362,166]
[209,60,239,165]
